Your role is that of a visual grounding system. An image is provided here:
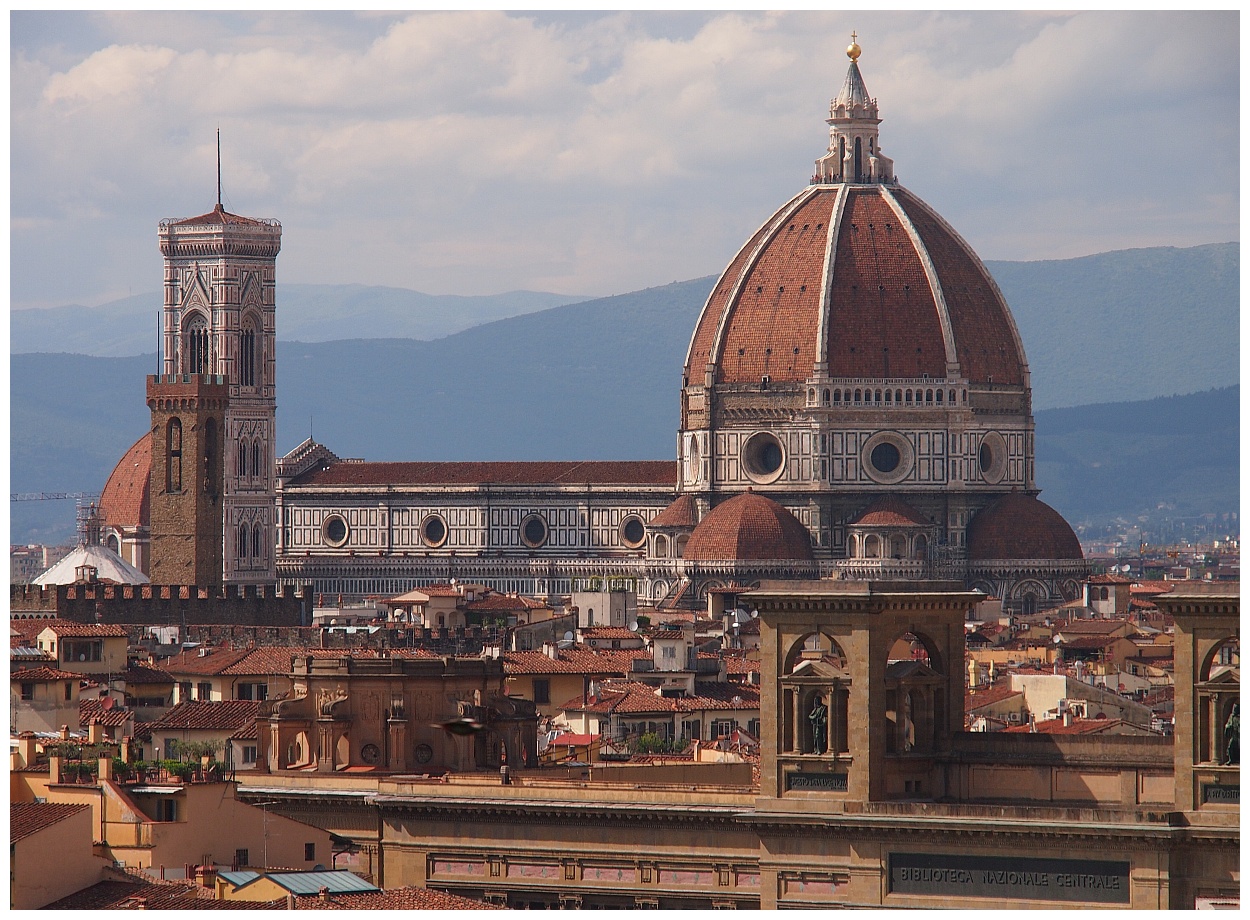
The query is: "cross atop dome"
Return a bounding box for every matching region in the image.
[813,34,895,185]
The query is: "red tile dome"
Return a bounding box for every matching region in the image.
[849,496,931,528]
[966,493,1083,561]
[100,434,151,528]
[684,183,1027,388]
[683,492,814,562]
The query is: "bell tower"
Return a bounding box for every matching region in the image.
[149,161,282,586]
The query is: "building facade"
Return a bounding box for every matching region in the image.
[103,38,1085,611]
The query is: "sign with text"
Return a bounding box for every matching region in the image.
[1202,783,1239,804]
[889,852,1129,904]
[786,772,848,792]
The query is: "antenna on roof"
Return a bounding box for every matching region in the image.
[216,126,222,208]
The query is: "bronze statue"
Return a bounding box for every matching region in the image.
[808,696,828,754]
[1223,701,1239,765]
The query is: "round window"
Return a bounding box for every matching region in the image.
[322,514,349,547]
[421,514,448,547]
[741,432,785,483]
[870,442,901,473]
[621,516,646,548]
[360,743,381,765]
[414,742,434,764]
[978,431,1008,484]
[685,435,701,485]
[861,432,913,485]
[521,514,549,548]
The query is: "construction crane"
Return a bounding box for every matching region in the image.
[10,492,103,545]
[10,492,100,502]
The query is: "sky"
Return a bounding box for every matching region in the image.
[10,10,1241,311]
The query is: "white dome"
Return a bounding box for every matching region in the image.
[33,543,149,586]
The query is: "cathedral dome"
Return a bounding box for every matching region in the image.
[100,434,151,529]
[683,47,1027,392]
[966,493,1083,562]
[685,183,1027,388]
[849,496,930,528]
[683,492,814,562]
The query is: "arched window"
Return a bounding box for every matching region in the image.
[253,524,263,559]
[890,535,906,559]
[865,535,881,558]
[925,389,933,404]
[823,389,831,406]
[896,389,903,402]
[252,441,262,479]
[875,389,883,403]
[854,389,862,404]
[239,322,257,387]
[239,523,249,559]
[838,136,846,178]
[905,390,912,404]
[854,136,863,181]
[167,418,183,492]
[885,389,892,403]
[185,316,209,375]
[913,534,928,560]
[654,535,668,558]
[238,441,248,479]
[833,390,842,404]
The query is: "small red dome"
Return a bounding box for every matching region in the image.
[648,494,699,529]
[849,496,930,527]
[683,492,814,562]
[966,494,1082,561]
[100,434,151,528]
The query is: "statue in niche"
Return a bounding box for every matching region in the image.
[808,695,828,754]
[1223,701,1239,765]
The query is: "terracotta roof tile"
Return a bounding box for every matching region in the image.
[11,801,89,842]
[40,621,129,638]
[850,496,932,527]
[144,700,259,733]
[291,887,502,910]
[505,648,645,676]
[966,494,1082,561]
[172,203,272,227]
[100,433,151,528]
[647,494,699,529]
[684,492,814,562]
[291,460,675,488]
[10,665,87,682]
[81,698,134,727]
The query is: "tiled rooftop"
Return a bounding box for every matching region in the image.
[10,801,89,842]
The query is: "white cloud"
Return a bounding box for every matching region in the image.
[10,10,1239,310]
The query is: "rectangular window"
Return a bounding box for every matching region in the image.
[179,682,192,703]
[62,639,102,663]
[21,683,34,701]
[158,799,178,822]
[235,849,249,868]
[305,843,316,862]
[197,682,213,701]
[712,719,735,739]
[65,681,74,701]
[242,745,258,766]
[237,683,253,701]
[533,679,550,705]
[662,646,676,659]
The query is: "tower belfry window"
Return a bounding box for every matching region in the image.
[185,317,209,375]
[240,325,256,387]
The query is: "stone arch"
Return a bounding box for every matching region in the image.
[781,631,851,756]
[883,629,946,756]
[252,523,263,559]
[889,534,907,559]
[238,523,249,560]
[239,312,260,387]
[182,311,210,375]
[864,534,881,558]
[653,534,668,558]
[912,533,928,559]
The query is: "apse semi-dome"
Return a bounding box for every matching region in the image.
[683,492,815,562]
[966,493,1083,562]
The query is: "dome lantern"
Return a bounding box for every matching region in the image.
[815,35,894,185]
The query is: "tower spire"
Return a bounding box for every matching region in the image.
[216,127,222,209]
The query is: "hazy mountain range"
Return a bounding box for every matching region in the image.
[10,243,1239,544]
